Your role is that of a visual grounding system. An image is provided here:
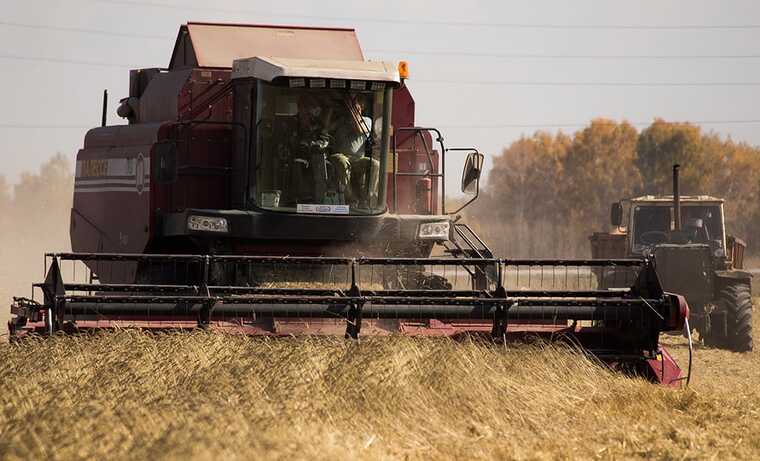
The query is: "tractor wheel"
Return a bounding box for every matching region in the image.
[704,282,753,352]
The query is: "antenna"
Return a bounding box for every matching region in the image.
[673,164,681,231]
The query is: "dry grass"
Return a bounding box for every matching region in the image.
[0,312,759,461]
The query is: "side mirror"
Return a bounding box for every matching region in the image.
[610,202,623,227]
[153,141,178,184]
[461,152,483,194]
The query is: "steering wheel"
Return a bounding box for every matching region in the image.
[640,230,670,245]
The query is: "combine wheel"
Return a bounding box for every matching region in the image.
[704,282,753,352]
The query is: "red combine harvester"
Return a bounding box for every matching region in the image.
[9,23,689,385]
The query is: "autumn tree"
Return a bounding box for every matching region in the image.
[469,118,760,259]
[698,135,760,249]
[635,119,708,195]
[470,131,572,257]
[560,119,641,232]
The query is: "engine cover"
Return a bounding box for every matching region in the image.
[653,244,713,313]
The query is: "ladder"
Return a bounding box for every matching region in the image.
[444,223,497,289]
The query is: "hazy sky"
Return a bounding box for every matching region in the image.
[3,0,760,195]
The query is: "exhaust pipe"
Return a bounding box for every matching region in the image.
[673,164,681,231]
[101,89,108,128]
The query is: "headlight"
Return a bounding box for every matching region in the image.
[187,215,229,233]
[418,221,450,240]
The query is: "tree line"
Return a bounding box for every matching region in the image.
[466,119,760,258]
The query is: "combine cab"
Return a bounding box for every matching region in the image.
[10,22,690,385]
[591,165,752,351]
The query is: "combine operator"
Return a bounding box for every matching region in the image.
[327,96,380,209]
[289,95,380,209]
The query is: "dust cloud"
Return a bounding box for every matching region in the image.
[0,154,72,334]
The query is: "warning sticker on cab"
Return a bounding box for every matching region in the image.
[79,159,109,177]
[297,204,350,215]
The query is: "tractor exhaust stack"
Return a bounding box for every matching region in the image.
[673,164,681,231]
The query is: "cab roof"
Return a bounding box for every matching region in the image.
[627,195,724,204]
[169,22,364,70]
[231,56,400,85]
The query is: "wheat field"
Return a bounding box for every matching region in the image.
[0,311,758,461]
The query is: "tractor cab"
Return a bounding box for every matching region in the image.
[621,196,727,258]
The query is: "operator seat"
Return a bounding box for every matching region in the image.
[685,218,710,243]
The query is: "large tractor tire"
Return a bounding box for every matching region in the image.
[704,282,753,352]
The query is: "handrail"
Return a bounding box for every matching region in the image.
[455,223,491,254]
[392,127,446,214]
[391,128,483,215]
[45,252,647,267]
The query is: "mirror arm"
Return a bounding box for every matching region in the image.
[449,149,482,215]
[448,181,479,215]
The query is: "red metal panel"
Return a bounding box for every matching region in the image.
[83,124,163,149]
[392,85,415,129]
[387,86,440,215]
[152,123,233,214]
[73,126,159,260]
[645,348,684,387]
[177,69,234,122]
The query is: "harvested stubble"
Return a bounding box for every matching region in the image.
[1,317,759,460]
